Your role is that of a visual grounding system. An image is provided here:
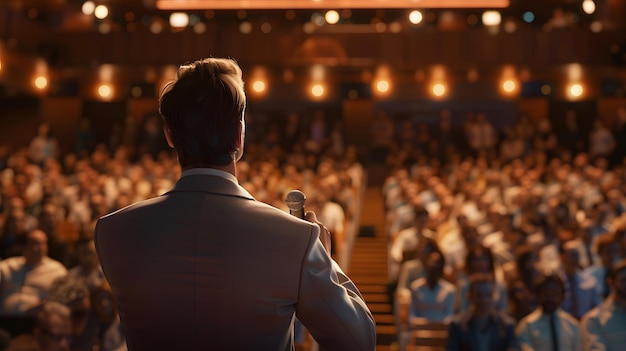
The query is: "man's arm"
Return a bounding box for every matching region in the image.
[295,225,376,351]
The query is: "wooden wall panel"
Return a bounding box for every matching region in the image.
[40,97,83,153]
[518,97,549,122]
[597,97,626,127]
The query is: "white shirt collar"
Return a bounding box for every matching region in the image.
[180,168,238,185]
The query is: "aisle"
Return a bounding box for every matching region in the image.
[347,187,396,350]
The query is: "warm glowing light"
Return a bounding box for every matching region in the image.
[169,12,189,27]
[311,64,325,81]
[503,19,516,33]
[311,12,325,26]
[541,84,552,95]
[193,22,206,33]
[98,84,113,99]
[432,83,447,97]
[311,84,325,98]
[94,5,109,19]
[482,11,501,26]
[502,79,517,94]
[131,86,143,98]
[81,1,95,15]
[409,10,423,24]
[325,10,340,24]
[240,22,252,34]
[375,79,390,94]
[260,22,272,33]
[569,83,584,98]
[34,76,48,90]
[590,20,602,33]
[150,21,164,33]
[582,0,596,15]
[252,80,266,93]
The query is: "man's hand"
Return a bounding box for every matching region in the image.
[305,211,331,254]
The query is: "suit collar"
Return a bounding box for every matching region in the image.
[166,174,255,201]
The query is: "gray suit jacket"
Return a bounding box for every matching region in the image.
[95,173,376,351]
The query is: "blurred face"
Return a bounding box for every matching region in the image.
[68,297,91,335]
[37,314,71,351]
[415,213,428,229]
[471,253,491,273]
[538,280,565,314]
[24,230,48,266]
[76,241,98,270]
[425,253,443,278]
[470,281,494,313]
[562,247,580,273]
[600,243,620,267]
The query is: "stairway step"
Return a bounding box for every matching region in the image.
[351,185,393,349]
[363,293,390,303]
[353,275,389,284]
[357,284,387,292]
[374,314,395,324]
[368,303,393,314]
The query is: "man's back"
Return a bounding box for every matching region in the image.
[96,174,375,350]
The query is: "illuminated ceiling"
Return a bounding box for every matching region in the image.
[156,0,510,10]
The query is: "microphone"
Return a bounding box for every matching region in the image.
[285,190,306,219]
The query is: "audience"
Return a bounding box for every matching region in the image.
[0,230,67,316]
[6,301,72,351]
[559,240,601,320]
[3,104,626,349]
[580,259,626,350]
[515,274,582,351]
[447,273,517,351]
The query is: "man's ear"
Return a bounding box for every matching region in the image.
[236,118,245,148]
[163,124,175,148]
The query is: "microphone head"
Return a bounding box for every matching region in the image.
[285,190,306,211]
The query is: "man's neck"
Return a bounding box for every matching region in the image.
[183,162,237,178]
[426,276,439,289]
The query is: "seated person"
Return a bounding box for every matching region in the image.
[581,259,626,350]
[457,245,508,313]
[447,273,517,351]
[516,274,582,351]
[408,251,456,325]
[0,230,67,316]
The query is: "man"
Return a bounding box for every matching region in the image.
[447,273,517,351]
[7,301,72,351]
[408,251,456,324]
[516,274,582,351]
[559,240,601,319]
[95,57,376,350]
[33,302,72,351]
[66,238,105,291]
[0,229,67,316]
[580,259,626,350]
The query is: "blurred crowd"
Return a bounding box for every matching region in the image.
[2,103,626,350]
[380,107,626,350]
[0,109,363,351]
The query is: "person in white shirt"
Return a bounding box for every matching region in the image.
[580,259,626,351]
[0,229,67,316]
[516,274,582,351]
[408,251,456,324]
